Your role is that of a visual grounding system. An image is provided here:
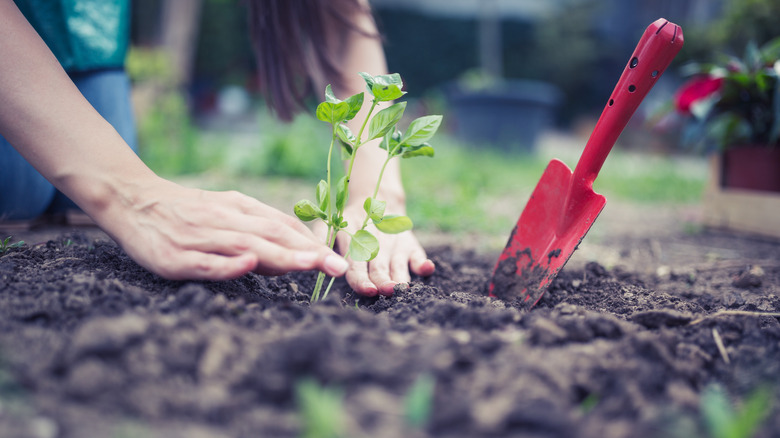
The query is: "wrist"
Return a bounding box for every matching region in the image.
[56,152,161,231]
[349,184,406,212]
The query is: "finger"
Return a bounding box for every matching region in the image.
[346,260,379,297]
[368,252,397,296]
[248,243,348,277]
[409,248,436,277]
[183,222,325,257]
[153,251,258,281]
[227,191,322,242]
[312,221,329,242]
[389,252,412,284]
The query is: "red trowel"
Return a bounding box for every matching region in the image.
[489,18,683,308]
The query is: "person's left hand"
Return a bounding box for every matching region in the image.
[330,200,435,296]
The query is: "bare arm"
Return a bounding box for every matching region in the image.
[0,0,348,280]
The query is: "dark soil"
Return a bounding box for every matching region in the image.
[0,227,779,438]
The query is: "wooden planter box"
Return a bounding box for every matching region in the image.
[702,153,780,239]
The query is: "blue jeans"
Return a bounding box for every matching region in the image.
[0,69,137,220]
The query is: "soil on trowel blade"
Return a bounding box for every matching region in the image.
[0,230,779,438]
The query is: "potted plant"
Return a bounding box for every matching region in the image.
[673,37,780,192]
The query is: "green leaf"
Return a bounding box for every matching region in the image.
[404,374,435,429]
[294,199,326,222]
[324,84,340,103]
[374,214,413,234]
[344,92,364,121]
[379,129,401,154]
[371,73,406,101]
[373,73,403,88]
[402,145,435,158]
[316,86,351,124]
[335,176,348,211]
[358,72,375,91]
[690,94,719,121]
[331,214,347,230]
[349,230,379,261]
[315,180,329,212]
[363,197,386,222]
[336,123,356,145]
[368,102,407,140]
[400,115,443,146]
[373,85,405,102]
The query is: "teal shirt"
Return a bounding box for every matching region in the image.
[15,0,130,73]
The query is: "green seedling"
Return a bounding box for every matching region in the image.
[0,236,24,255]
[295,378,347,438]
[700,383,772,438]
[403,373,435,429]
[294,72,442,301]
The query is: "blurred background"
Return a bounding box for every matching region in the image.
[125,0,780,249]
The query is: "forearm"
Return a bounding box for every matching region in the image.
[335,0,406,210]
[0,0,157,218]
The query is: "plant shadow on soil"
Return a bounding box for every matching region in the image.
[0,228,779,438]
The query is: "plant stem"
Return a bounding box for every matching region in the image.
[311,272,326,302]
[345,99,378,183]
[360,142,401,231]
[312,127,339,302]
[311,97,379,302]
[321,276,337,300]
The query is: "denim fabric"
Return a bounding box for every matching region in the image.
[0,69,137,220]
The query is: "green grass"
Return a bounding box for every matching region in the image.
[402,132,707,236]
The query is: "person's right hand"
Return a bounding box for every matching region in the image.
[92,177,349,281]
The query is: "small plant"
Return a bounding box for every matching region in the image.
[0,236,24,255]
[673,37,780,152]
[700,383,772,438]
[295,379,347,438]
[294,72,442,301]
[403,373,435,429]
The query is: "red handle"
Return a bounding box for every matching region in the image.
[572,18,683,186]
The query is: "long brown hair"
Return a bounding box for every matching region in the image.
[245,0,376,121]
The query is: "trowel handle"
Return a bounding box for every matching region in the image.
[573,18,683,186]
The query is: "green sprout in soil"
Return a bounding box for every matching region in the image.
[0,236,24,255]
[700,383,772,438]
[294,72,442,301]
[403,373,435,429]
[295,378,346,438]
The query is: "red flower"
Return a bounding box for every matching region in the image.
[674,76,723,114]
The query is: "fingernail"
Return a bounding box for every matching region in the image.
[324,255,349,275]
[362,282,378,295]
[295,251,318,266]
[379,281,397,296]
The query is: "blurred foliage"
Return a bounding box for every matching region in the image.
[375,10,483,94]
[676,38,780,151]
[530,0,609,124]
[136,92,206,175]
[193,0,254,87]
[127,48,207,175]
[700,383,773,438]
[295,379,346,438]
[680,0,780,65]
[125,47,174,83]
[245,111,335,181]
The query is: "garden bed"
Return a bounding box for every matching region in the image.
[0,225,779,438]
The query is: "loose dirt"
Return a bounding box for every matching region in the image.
[0,221,778,438]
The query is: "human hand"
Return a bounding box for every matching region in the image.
[93,178,349,281]
[330,200,435,296]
